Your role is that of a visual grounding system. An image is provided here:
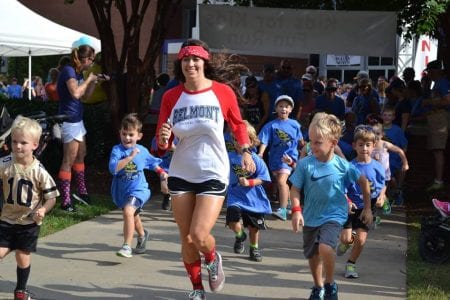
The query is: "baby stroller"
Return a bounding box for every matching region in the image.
[419,199,450,264]
[0,106,68,211]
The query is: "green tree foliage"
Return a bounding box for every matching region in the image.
[66,0,181,132]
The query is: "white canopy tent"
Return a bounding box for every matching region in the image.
[0,0,101,99]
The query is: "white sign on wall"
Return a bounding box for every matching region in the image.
[199,5,397,57]
[326,55,361,66]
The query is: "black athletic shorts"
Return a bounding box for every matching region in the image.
[168,177,227,197]
[0,221,40,252]
[226,206,267,230]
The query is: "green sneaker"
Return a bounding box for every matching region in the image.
[336,242,352,256]
[345,262,359,278]
[116,244,132,258]
[382,199,391,215]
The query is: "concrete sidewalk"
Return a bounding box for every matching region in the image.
[0,195,407,299]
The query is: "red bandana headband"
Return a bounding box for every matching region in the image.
[177,46,210,60]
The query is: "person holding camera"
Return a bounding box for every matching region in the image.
[56,36,107,212]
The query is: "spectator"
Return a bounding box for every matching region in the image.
[242,75,270,132]
[352,78,380,125]
[149,73,170,114]
[276,59,303,119]
[44,68,60,102]
[315,78,346,120]
[422,60,450,192]
[7,78,22,99]
[258,63,282,119]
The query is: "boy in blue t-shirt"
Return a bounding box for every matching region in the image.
[337,125,386,279]
[289,113,372,300]
[226,121,272,262]
[258,95,304,221]
[109,114,167,258]
[381,106,408,205]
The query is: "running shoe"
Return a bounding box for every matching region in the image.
[309,286,325,300]
[249,247,262,262]
[345,263,359,278]
[324,282,338,300]
[61,203,76,212]
[382,198,391,215]
[272,207,287,221]
[116,244,132,258]
[336,242,352,256]
[233,231,247,254]
[205,252,225,293]
[135,229,149,254]
[162,194,171,211]
[426,182,444,192]
[188,289,206,300]
[432,198,450,217]
[72,193,90,205]
[14,289,33,300]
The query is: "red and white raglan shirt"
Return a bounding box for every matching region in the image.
[157,81,249,185]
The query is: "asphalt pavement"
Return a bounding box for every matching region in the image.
[0,195,407,299]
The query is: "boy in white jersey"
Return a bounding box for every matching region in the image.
[0,116,59,300]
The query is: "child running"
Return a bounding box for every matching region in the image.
[370,120,409,216]
[226,121,272,262]
[289,113,373,300]
[0,116,59,300]
[258,95,303,221]
[337,125,386,279]
[109,113,167,258]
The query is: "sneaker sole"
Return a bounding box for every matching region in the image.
[272,212,287,221]
[72,194,90,205]
[116,252,132,258]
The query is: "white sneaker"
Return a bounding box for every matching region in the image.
[116,244,132,258]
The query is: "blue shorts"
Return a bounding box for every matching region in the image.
[168,177,227,197]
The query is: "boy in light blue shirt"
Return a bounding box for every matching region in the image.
[289,113,372,300]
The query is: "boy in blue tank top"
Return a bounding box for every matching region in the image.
[289,113,373,300]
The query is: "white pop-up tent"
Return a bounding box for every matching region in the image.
[0,0,101,99]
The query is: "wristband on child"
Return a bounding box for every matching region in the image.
[247,179,256,187]
[155,167,165,176]
[291,206,302,213]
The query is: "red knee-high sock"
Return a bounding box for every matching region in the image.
[202,247,216,264]
[184,260,204,290]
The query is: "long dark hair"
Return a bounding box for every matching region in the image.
[71,45,95,73]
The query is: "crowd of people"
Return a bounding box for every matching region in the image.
[0,36,449,300]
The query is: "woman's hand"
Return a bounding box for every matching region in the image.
[159,120,172,146]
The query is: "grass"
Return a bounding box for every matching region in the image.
[406,216,450,300]
[39,194,116,237]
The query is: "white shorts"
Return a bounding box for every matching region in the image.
[61,121,86,143]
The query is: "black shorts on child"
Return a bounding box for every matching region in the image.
[0,221,40,252]
[226,206,267,230]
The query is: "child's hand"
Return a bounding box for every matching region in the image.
[291,212,304,232]
[360,207,373,226]
[160,174,169,194]
[130,147,140,159]
[33,208,46,225]
[375,195,384,208]
[348,201,357,214]
[282,154,293,165]
[238,177,249,187]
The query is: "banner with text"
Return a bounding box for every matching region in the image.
[199,5,397,58]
